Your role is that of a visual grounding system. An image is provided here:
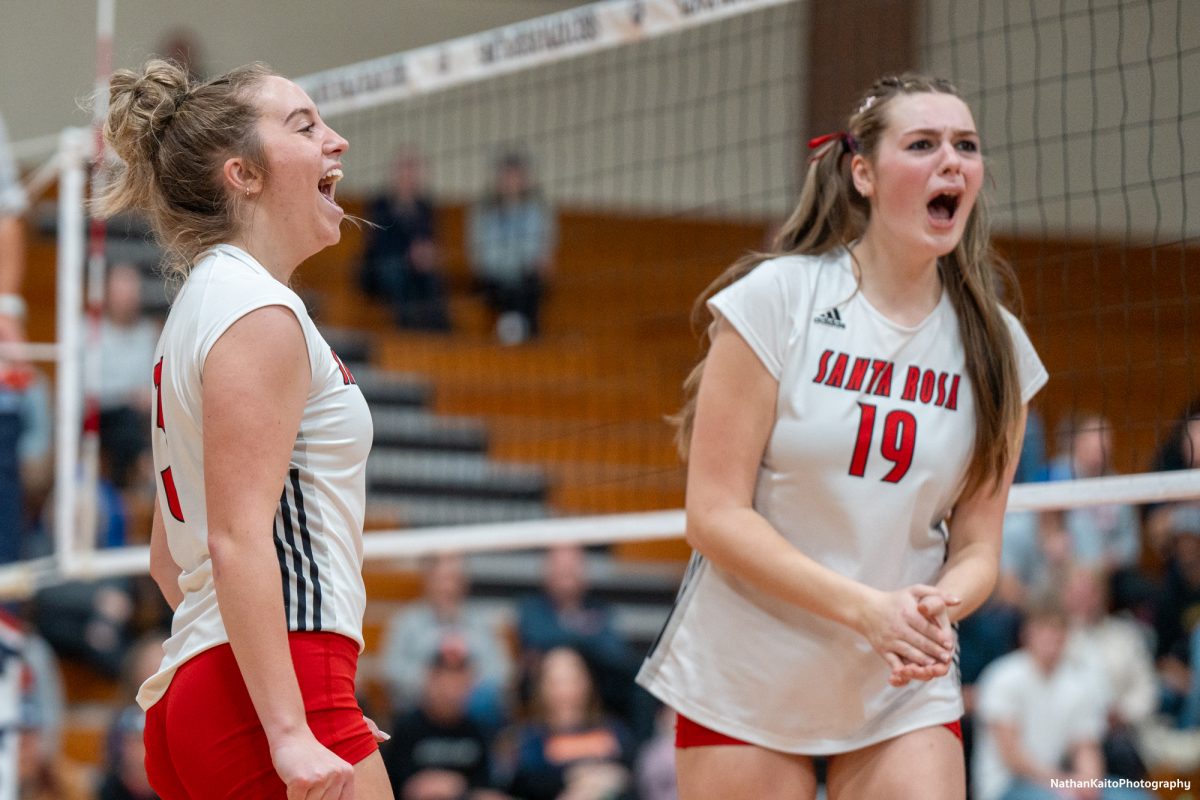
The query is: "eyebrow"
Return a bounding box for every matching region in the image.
[284,107,316,125]
[903,127,980,138]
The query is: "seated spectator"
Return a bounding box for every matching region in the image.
[1014,408,1048,484]
[97,706,156,800]
[360,149,450,332]
[30,477,136,678]
[9,612,90,800]
[516,544,650,740]
[96,632,166,800]
[635,705,677,800]
[505,646,635,800]
[1050,414,1155,615]
[467,151,556,345]
[973,593,1153,800]
[1048,415,1140,569]
[98,262,159,490]
[1153,506,1200,728]
[1144,397,1200,557]
[381,553,512,732]
[11,365,52,537]
[1062,566,1155,780]
[383,635,504,800]
[0,358,52,563]
[998,509,1074,605]
[156,27,207,80]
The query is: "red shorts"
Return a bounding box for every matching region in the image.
[144,631,377,800]
[675,712,962,748]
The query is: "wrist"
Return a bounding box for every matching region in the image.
[262,716,309,746]
[0,293,25,320]
[845,584,882,634]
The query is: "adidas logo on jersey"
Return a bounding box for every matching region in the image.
[813,307,846,329]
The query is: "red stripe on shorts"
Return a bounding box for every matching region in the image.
[675,712,963,748]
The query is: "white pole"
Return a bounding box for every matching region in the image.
[54,128,88,576]
[78,0,115,559]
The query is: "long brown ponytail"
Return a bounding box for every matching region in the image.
[674,74,1023,499]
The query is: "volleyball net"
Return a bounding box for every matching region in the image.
[2,0,1199,598]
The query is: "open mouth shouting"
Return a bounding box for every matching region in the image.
[318,166,343,212]
[926,190,961,228]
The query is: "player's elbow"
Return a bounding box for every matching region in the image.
[206,527,239,580]
[683,503,734,557]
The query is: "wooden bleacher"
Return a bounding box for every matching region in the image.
[21,194,1200,784]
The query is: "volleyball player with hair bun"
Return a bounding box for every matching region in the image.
[637,74,1048,799]
[98,59,393,799]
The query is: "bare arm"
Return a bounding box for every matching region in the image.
[203,305,353,799]
[148,497,183,611]
[991,720,1062,784]
[1070,740,1104,780]
[937,406,1029,623]
[685,322,952,669]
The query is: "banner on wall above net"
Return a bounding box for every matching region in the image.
[297,0,799,117]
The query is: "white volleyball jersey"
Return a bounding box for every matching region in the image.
[637,249,1047,754]
[138,244,373,711]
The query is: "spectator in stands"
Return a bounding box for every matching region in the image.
[0,110,29,566]
[1048,415,1140,567]
[14,616,90,800]
[973,593,1153,800]
[635,705,678,800]
[15,368,52,539]
[1049,413,1152,614]
[1,609,65,785]
[1145,397,1200,557]
[361,148,451,332]
[96,632,167,799]
[467,150,556,344]
[30,475,136,678]
[16,710,91,800]
[98,261,159,490]
[383,634,504,800]
[1154,506,1200,728]
[504,646,636,800]
[1013,409,1048,484]
[998,509,1074,605]
[516,544,651,741]
[98,706,157,800]
[155,27,207,80]
[1062,565,1155,780]
[381,553,512,733]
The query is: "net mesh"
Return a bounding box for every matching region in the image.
[924,0,1200,474]
[294,0,805,530]
[3,0,1198,588]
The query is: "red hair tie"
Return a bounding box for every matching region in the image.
[807,131,858,162]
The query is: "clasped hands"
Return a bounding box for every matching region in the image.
[857,585,960,688]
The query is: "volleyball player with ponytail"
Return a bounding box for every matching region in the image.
[98,60,393,799]
[637,75,1047,799]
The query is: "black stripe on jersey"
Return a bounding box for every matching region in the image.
[273,520,292,624]
[644,551,706,659]
[290,468,323,631]
[279,481,309,631]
